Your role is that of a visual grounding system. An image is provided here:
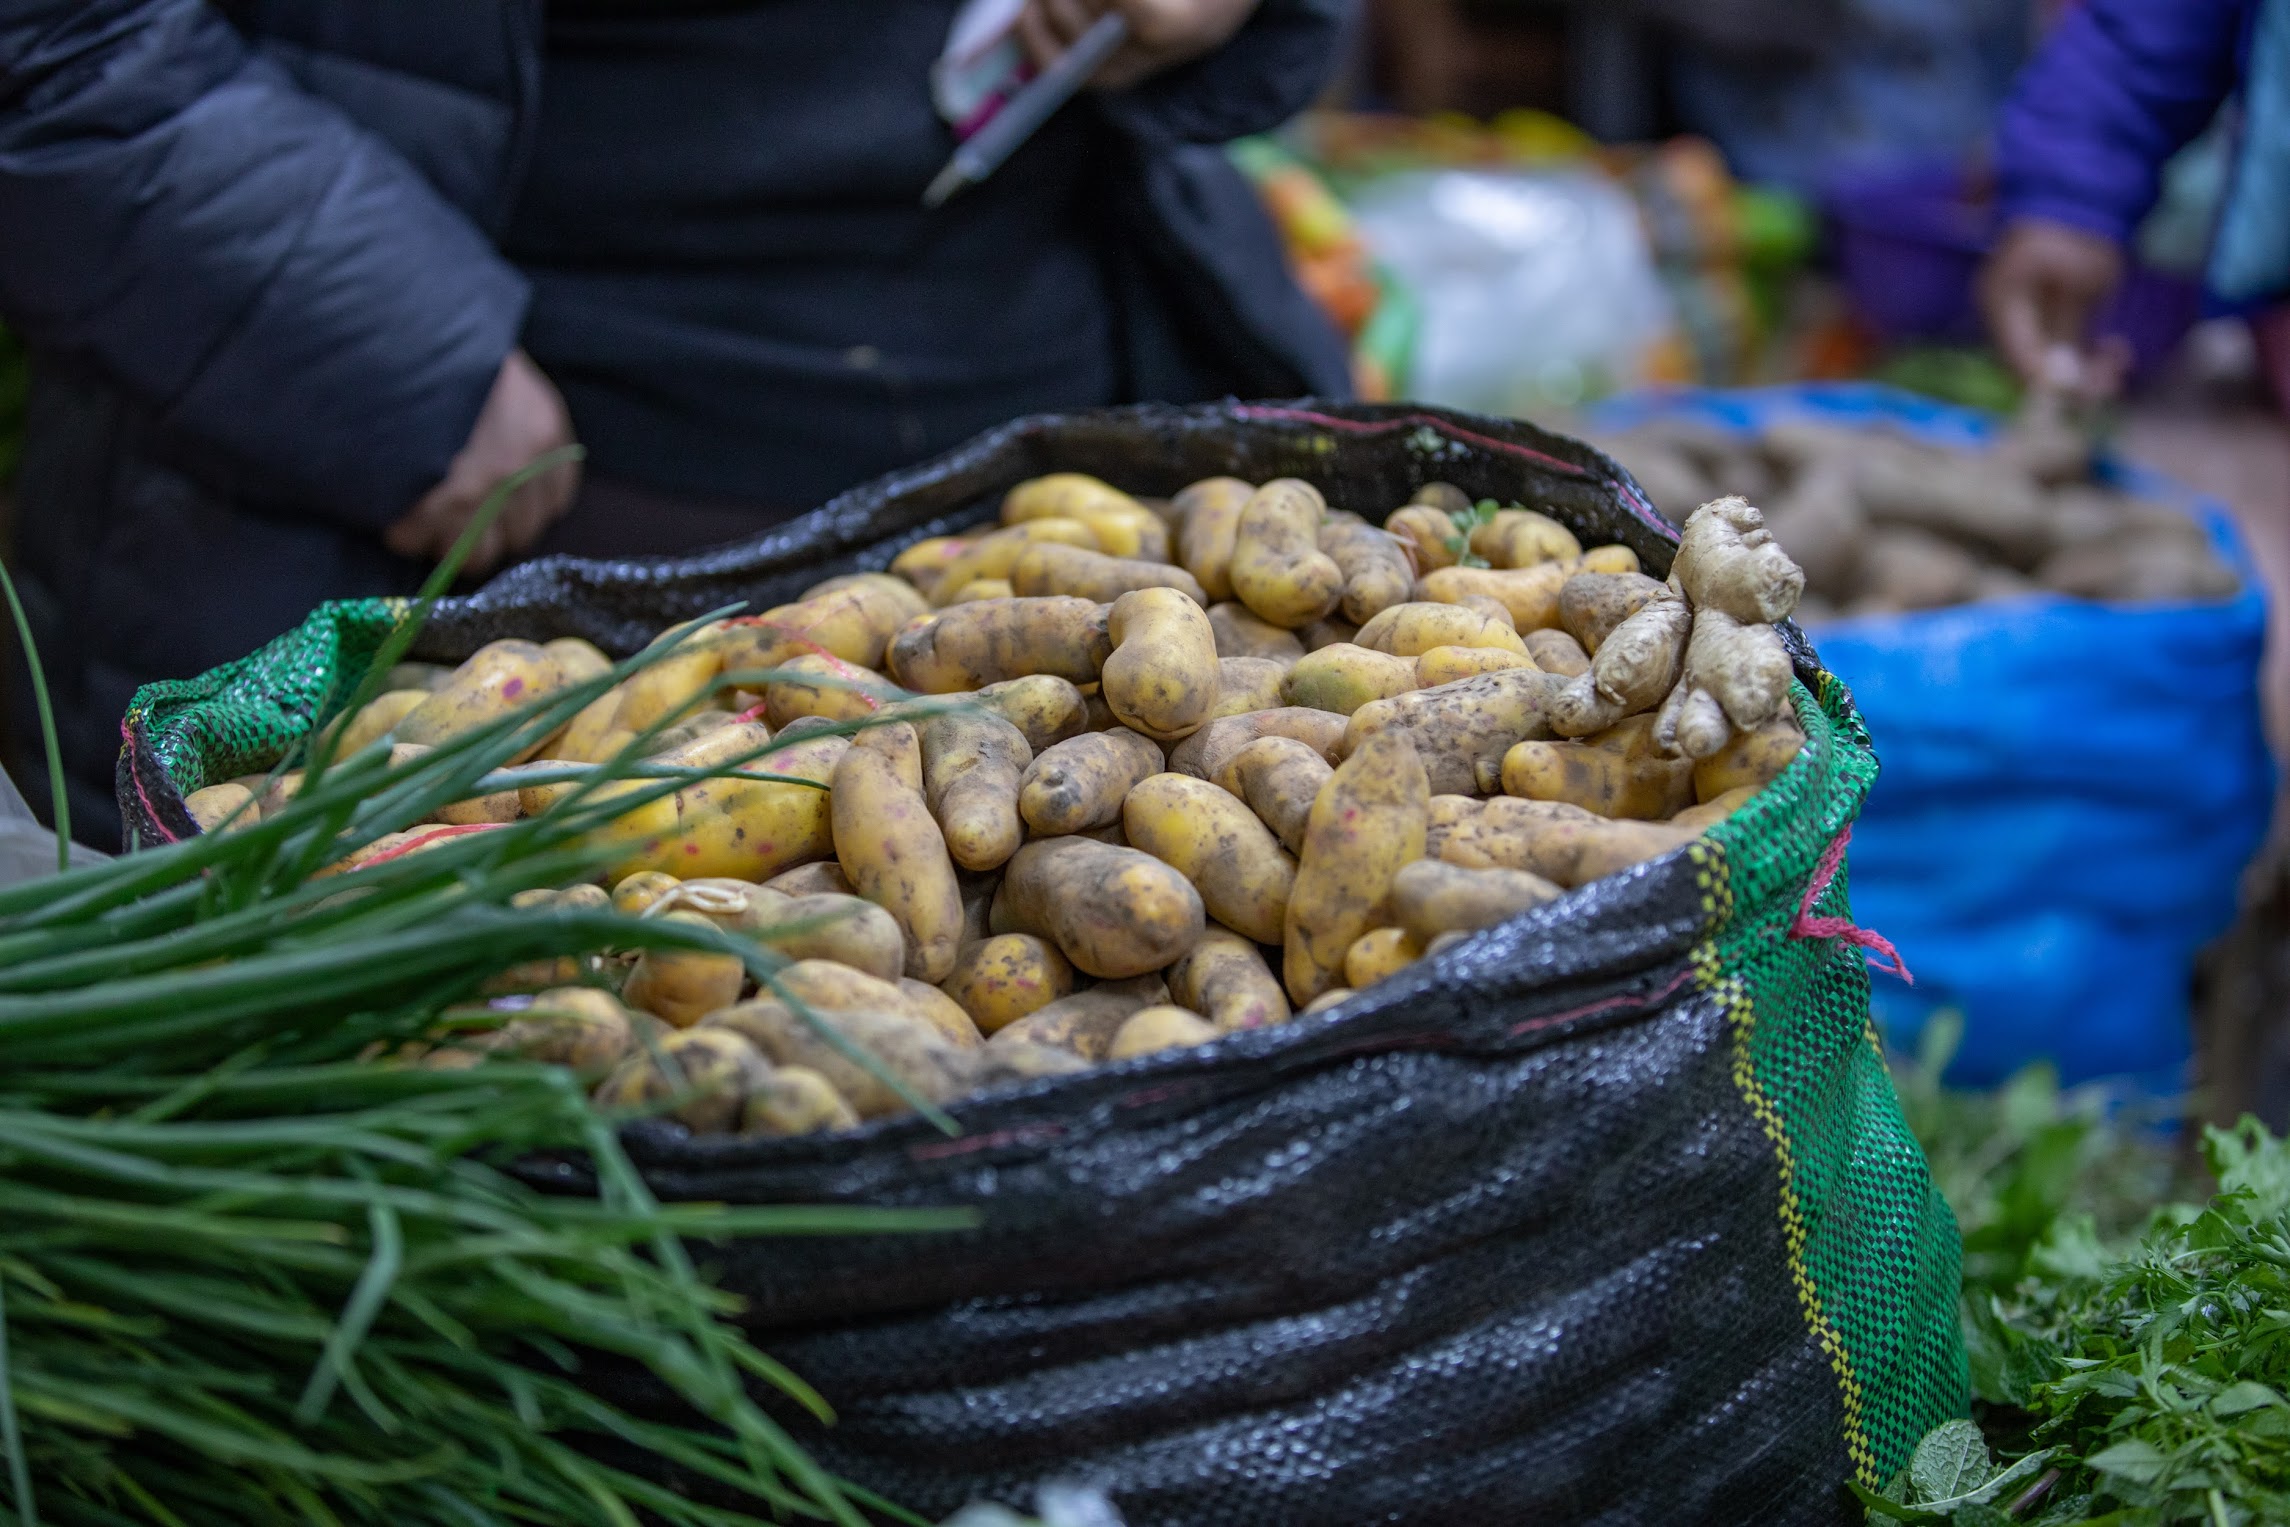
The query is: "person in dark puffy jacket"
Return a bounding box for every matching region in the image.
[1983,0,2290,395]
[0,0,1351,845]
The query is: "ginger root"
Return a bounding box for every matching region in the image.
[1669,496,1805,625]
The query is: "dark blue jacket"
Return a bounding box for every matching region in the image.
[1996,0,2257,246]
[0,0,1349,840]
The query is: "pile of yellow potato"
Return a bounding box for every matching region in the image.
[188,473,1813,1138]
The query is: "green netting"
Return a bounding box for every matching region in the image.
[122,597,405,802]
[1703,672,1970,1487]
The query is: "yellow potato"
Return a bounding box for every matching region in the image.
[704,1001,969,1119]
[1168,928,1291,1033]
[1558,572,1667,654]
[996,837,1205,979]
[260,770,304,817]
[1343,927,1421,989]
[1123,772,1297,944]
[587,727,843,883]
[918,707,1033,871]
[1389,859,1562,944]
[898,978,987,1049]
[1414,645,1535,688]
[1207,601,1309,662]
[184,782,259,835]
[1209,656,1292,719]
[886,597,1111,692]
[762,652,889,730]
[972,674,1090,753]
[394,640,570,757]
[1523,628,1591,677]
[747,892,907,983]
[1279,643,1419,716]
[945,577,1015,604]
[741,1066,861,1136]
[1230,479,1343,628]
[1670,785,1758,832]
[609,630,732,734]
[763,860,854,898]
[1354,602,1528,658]
[1498,735,1695,820]
[928,518,1100,603]
[543,637,614,685]
[940,933,1077,1034]
[831,722,964,982]
[1212,735,1331,855]
[1384,504,1462,573]
[726,582,917,672]
[328,688,428,758]
[1099,587,1219,742]
[801,572,932,625]
[1166,707,1348,782]
[1319,517,1417,624]
[986,984,1162,1060]
[969,1040,1093,1087]
[1107,1006,1218,1060]
[1175,476,1255,601]
[891,535,974,589]
[621,910,748,1027]
[1692,716,1807,803]
[1011,541,1206,605]
[1439,797,1690,887]
[1001,474,1169,560]
[1301,988,1355,1015]
[1416,563,1574,632]
[1341,667,1566,797]
[612,871,683,917]
[1424,794,1481,861]
[502,987,637,1072]
[553,685,628,764]
[1018,727,1163,836]
[1578,544,1642,576]
[594,1027,771,1133]
[1467,508,1581,568]
[1283,730,1430,1004]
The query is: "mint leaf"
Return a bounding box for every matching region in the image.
[1910,1420,1993,1503]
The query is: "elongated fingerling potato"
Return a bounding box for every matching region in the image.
[941,933,1076,1034]
[1341,667,1565,797]
[1320,517,1417,624]
[1101,587,1219,741]
[998,837,1205,979]
[1230,479,1344,629]
[1213,735,1333,854]
[1284,730,1430,1004]
[1390,859,1562,944]
[831,722,965,981]
[1123,772,1297,944]
[919,708,1033,871]
[1012,541,1206,605]
[887,597,1111,692]
[1167,707,1348,781]
[972,674,1090,753]
[1168,928,1292,1032]
[1176,476,1255,602]
[1018,727,1164,835]
[1210,656,1292,719]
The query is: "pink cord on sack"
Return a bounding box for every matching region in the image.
[1790,826,1912,984]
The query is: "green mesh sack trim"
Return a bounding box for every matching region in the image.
[123,597,407,800]
[1701,671,1969,1487]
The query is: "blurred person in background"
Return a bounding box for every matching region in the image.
[0,0,1349,846]
[1982,0,2290,399]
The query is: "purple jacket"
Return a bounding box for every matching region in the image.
[1998,0,2258,244]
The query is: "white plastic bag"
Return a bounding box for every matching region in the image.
[0,761,107,888]
[1347,168,1675,414]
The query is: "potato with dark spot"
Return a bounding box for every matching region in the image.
[899,978,986,1049]
[887,597,1111,692]
[1284,731,1430,1004]
[972,674,1090,753]
[1210,656,1292,719]
[1390,859,1562,944]
[986,979,1167,1059]
[1230,479,1344,629]
[1011,541,1208,605]
[941,933,1075,1034]
[1440,797,1691,887]
[587,726,842,885]
[1416,562,1574,632]
[1498,725,1696,820]
[803,572,931,625]
[1340,667,1565,798]
[1558,572,1666,654]
[595,1027,770,1133]
[1018,727,1162,836]
[504,987,639,1071]
[622,910,746,1026]
[1693,716,1807,803]
[918,707,1033,872]
[747,892,906,983]
[1424,795,1480,861]
[1176,476,1256,601]
[1123,772,1297,944]
[1384,504,1463,573]
[729,581,918,672]
[1343,927,1421,988]
[741,1067,860,1136]
[395,640,571,758]
[831,722,964,982]
[1280,643,1420,716]
[997,837,1205,979]
[1207,601,1309,662]
[762,651,887,730]
[1320,517,1417,624]
[1101,588,1219,742]
[1168,707,1348,781]
[1213,735,1332,854]
[703,1002,969,1119]
[1168,929,1291,1033]
[892,535,972,589]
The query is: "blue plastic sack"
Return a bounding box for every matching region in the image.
[1592,384,2274,1087]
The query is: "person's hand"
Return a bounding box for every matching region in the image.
[1016,0,1259,89]
[383,348,579,577]
[1979,217,2132,401]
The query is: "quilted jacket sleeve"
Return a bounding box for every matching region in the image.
[0,0,531,530]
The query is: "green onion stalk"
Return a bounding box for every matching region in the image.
[0,457,973,1526]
